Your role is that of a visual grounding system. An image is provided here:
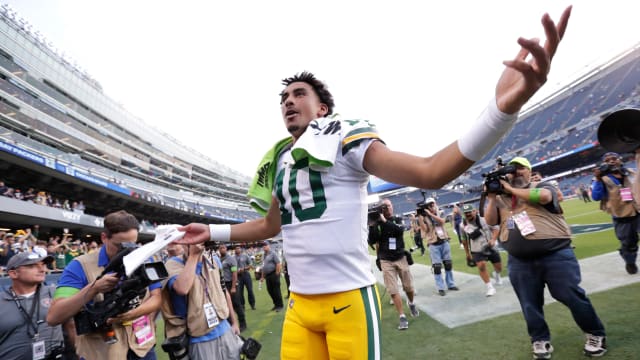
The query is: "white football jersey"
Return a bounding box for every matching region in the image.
[274,119,380,294]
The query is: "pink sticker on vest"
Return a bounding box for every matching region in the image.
[132,315,153,345]
[620,187,633,202]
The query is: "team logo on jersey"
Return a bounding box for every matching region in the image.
[289,299,295,309]
[41,296,52,308]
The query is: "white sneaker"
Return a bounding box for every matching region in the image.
[493,271,503,285]
[584,334,607,357]
[532,341,553,359]
[486,286,496,297]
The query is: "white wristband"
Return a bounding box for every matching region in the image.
[457,98,518,161]
[209,224,231,242]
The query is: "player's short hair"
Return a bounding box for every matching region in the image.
[281,71,335,116]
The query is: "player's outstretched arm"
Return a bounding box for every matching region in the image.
[365,7,572,190]
[176,197,282,245]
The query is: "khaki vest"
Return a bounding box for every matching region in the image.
[160,256,229,339]
[600,172,640,218]
[496,184,571,242]
[419,215,438,245]
[75,251,156,359]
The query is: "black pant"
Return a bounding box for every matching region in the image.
[414,235,425,255]
[225,281,246,327]
[613,214,639,265]
[237,270,256,308]
[265,272,284,308]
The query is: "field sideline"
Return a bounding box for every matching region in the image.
[155,198,640,359]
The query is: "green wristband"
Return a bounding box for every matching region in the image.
[529,188,541,203]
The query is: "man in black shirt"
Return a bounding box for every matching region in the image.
[368,198,418,330]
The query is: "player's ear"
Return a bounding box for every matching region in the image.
[318,103,328,118]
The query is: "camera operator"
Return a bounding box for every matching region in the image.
[484,156,606,359]
[47,211,162,360]
[368,199,418,330]
[591,151,640,274]
[160,242,242,360]
[0,252,64,360]
[418,198,458,296]
[408,214,425,256]
[459,204,503,297]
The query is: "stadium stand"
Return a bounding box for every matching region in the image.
[382,43,640,213]
[0,5,259,244]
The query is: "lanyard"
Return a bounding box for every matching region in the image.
[8,285,41,340]
[199,258,215,304]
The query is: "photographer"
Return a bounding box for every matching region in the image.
[160,242,242,360]
[418,198,458,296]
[485,156,606,359]
[47,211,162,360]
[591,151,640,274]
[0,252,64,360]
[408,214,425,256]
[368,199,419,330]
[459,204,503,297]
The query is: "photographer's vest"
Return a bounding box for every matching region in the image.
[419,215,439,245]
[600,173,640,218]
[160,256,229,340]
[462,215,491,253]
[75,251,156,360]
[496,183,571,242]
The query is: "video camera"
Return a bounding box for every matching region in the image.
[414,190,435,217]
[74,243,168,341]
[597,162,629,177]
[240,336,262,359]
[481,157,517,195]
[367,202,387,222]
[415,201,429,216]
[478,157,517,217]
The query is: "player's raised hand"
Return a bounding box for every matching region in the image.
[496,6,572,114]
[174,223,210,245]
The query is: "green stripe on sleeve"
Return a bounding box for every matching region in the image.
[54,286,80,299]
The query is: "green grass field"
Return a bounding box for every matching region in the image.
[155,198,639,359]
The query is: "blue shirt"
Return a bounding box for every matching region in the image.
[57,246,162,292]
[167,256,230,344]
[590,175,621,202]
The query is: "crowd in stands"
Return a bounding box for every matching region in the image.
[0,227,95,275]
[0,180,86,212]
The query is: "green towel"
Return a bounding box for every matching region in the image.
[247,137,293,215]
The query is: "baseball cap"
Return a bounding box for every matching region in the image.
[4,232,14,238]
[509,156,531,169]
[462,204,474,213]
[601,152,620,161]
[6,252,54,270]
